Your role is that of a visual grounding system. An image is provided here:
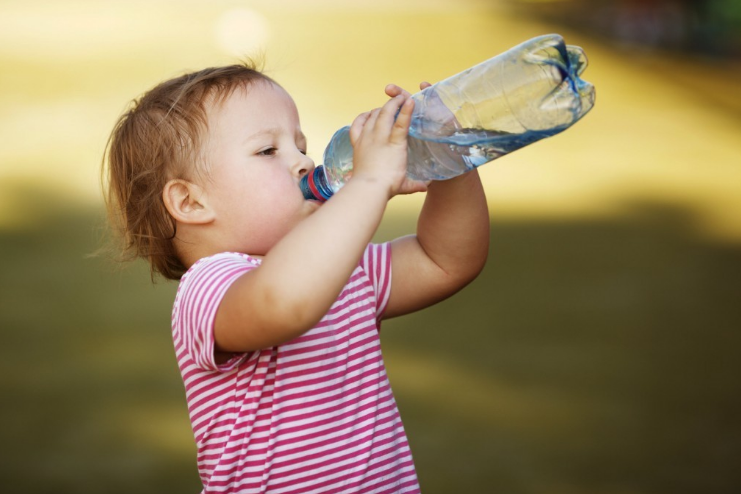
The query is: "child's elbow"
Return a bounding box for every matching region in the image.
[456,255,488,288]
[431,254,487,297]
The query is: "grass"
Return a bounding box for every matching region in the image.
[1,191,739,493]
[381,203,741,494]
[2,1,741,492]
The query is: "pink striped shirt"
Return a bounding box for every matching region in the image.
[171,243,420,494]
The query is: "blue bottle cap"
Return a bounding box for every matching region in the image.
[299,166,333,202]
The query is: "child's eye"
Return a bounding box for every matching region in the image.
[258,147,277,156]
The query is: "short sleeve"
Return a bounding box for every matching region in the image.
[359,242,392,320]
[172,253,259,372]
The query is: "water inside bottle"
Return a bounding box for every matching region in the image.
[406,126,564,181]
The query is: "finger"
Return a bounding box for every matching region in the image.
[385,83,412,99]
[397,177,429,195]
[377,94,406,127]
[419,81,432,90]
[363,107,382,134]
[390,97,414,144]
[349,111,372,145]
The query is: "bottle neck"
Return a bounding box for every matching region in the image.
[299,166,334,202]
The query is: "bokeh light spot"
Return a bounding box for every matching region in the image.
[214,8,271,57]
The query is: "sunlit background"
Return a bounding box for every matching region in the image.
[1,0,740,492]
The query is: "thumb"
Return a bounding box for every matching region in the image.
[349,111,372,146]
[397,178,430,196]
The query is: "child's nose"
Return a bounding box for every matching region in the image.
[294,153,315,178]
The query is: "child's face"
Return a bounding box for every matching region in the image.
[200,81,319,255]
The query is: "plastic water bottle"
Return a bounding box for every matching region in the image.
[300,34,595,202]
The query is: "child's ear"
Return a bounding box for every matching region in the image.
[162,179,215,225]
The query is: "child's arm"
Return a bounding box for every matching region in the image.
[384,170,490,318]
[382,84,491,318]
[214,94,424,354]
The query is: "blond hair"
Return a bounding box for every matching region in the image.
[102,63,275,280]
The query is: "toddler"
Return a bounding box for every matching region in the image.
[103,63,490,493]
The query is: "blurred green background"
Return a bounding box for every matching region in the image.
[1,0,740,493]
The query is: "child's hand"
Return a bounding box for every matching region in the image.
[384,82,433,195]
[348,84,429,198]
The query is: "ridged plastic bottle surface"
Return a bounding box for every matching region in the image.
[300,34,595,202]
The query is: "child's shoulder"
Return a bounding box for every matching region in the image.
[176,252,262,295]
[185,252,261,277]
[173,252,262,318]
